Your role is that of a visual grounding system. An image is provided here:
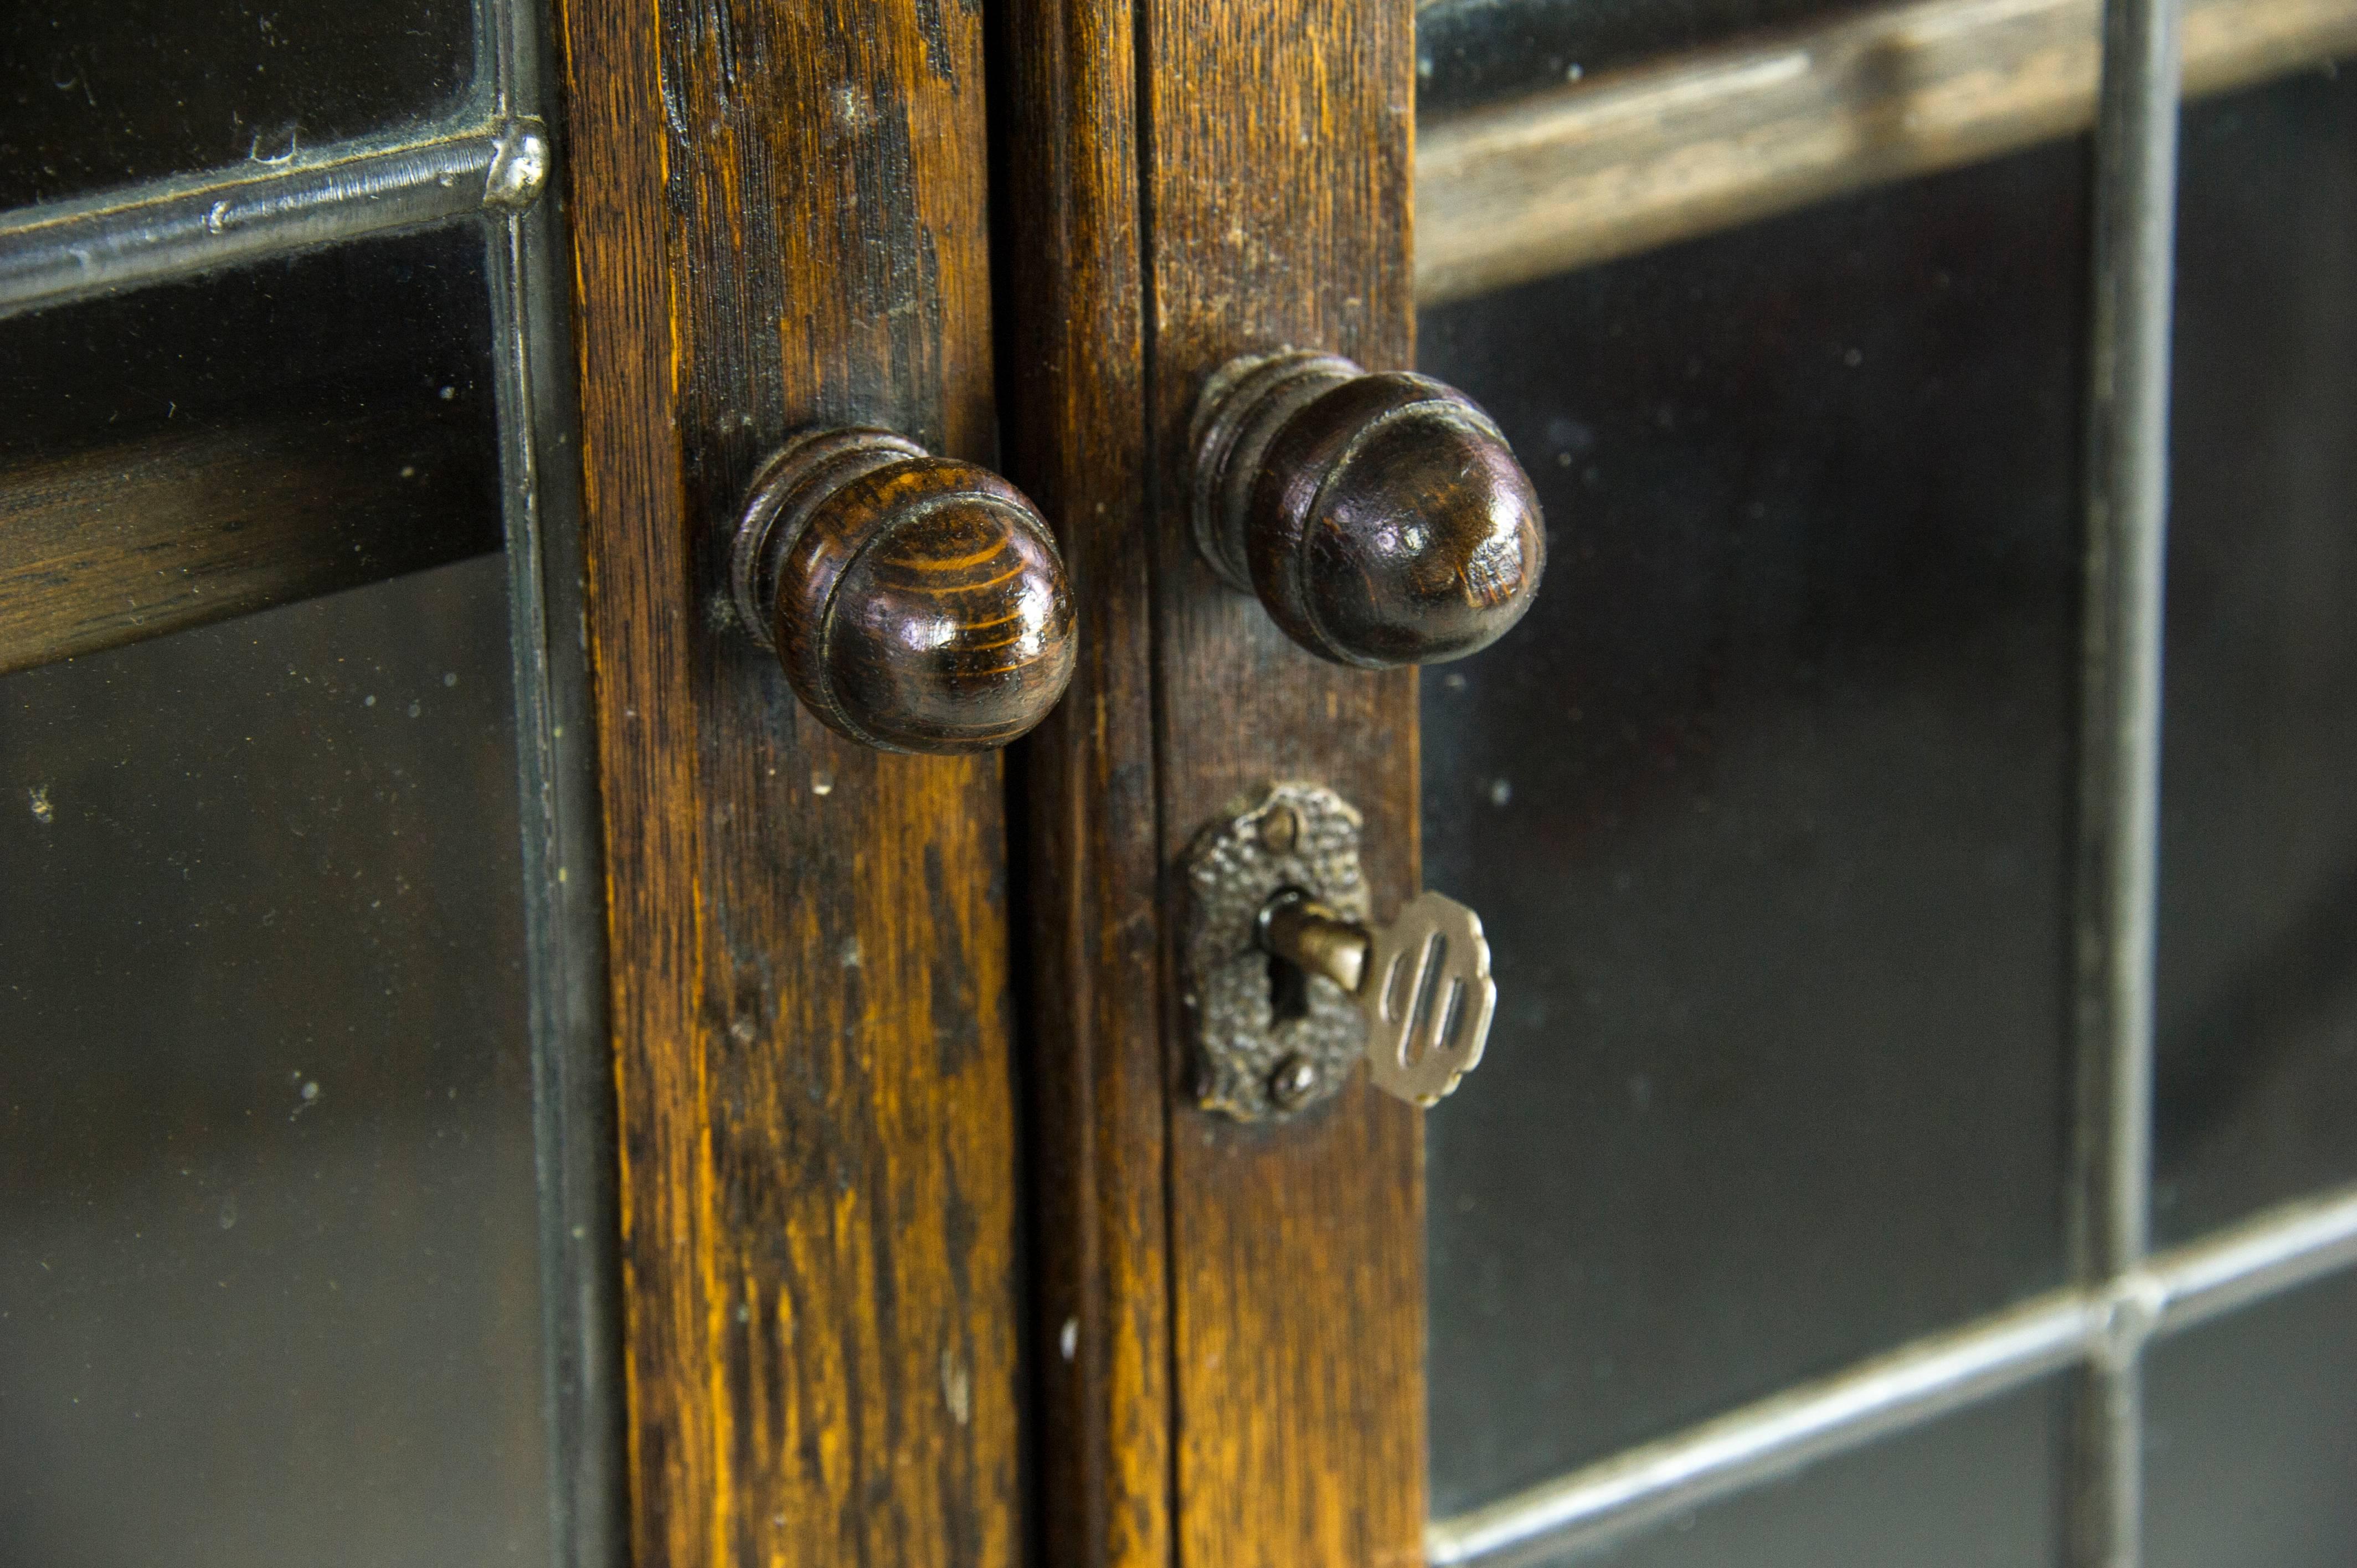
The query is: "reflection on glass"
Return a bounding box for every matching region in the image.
[0,225,502,668]
[2153,69,2357,1244]
[1416,0,1876,118]
[0,0,476,210]
[0,557,549,1565]
[2145,1271,2357,1568]
[1,223,497,481]
[1418,141,2085,1513]
[1580,1385,2060,1568]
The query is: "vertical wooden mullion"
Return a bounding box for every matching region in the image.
[1006,0,1428,1563]
[1144,1,1426,1562]
[992,0,1171,1564]
[557,0,1023,1563]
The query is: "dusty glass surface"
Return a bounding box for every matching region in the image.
[2144,1271,2357,1568]
[1565,1384,2061,1568]
[1417,0,1875,118]
[2,222,498,484]
[0,556,549,1565]
[0,0,477,210]
[1418,140,2084,1513]
[0,224,505,656]
[2152,69,2357,1244]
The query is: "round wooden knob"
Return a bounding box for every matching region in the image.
[1190,350,1545,668]
[730,429,1077,753]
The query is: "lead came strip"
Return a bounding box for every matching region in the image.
[478,0,626,1554]
[2067,0,2183,1553]
[0,119,550,321]
[1427,1183,2357,1566]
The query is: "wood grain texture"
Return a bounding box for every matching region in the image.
[1192,355,1544,669]
[0,411,497,675]
[988,0,1171,1564]
[746,440,1076,754]
[1417,0,2357,303]
[1146,0,1429,1564]
[554,0,1023,1562]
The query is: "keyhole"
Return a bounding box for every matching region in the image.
[1260,885,1318,1025]
[1267,950,1311,1025]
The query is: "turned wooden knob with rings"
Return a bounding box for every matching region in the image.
[1189,349,1547,668]
[730,428,1077,753]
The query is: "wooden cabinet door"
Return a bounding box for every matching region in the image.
[554,1,1028,1564]
[996,2,1429,1567]
[3,0,1031,1564]
[11,0,2357,1562]
[995,5,2357,1568]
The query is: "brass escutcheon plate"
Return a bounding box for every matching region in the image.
[1182,781,1370,1120]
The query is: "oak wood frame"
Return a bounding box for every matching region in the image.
[991,0,1170,1562]
[999,0,1430,1564]
[554,1,1024,1562]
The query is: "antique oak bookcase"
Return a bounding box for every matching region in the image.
[3,0,2354,1562]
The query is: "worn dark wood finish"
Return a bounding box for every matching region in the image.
[989,0,1171,1561]
[0,411,497,675]
[1145,0,1429,1565]
[734,430,1076,754]
[1191,352,1544,669]
[1001,0,1429,1558]
[555,0,1022,1563]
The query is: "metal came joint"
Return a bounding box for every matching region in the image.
[484,118,553,212]
[2090,1270,2166,1373]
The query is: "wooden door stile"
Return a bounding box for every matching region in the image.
[992,0,1170,1565]
[1144,3,1428,1562]
[1001,0,1432,1562]
[554,1,1025,1562]
[985,3,1169,1565]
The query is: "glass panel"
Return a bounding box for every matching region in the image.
[1419,140,2083,1513]
[2,223,495,475]
[2153,68,2357,1244]
[1566,1384,2062,1568]
[0,0,476,210]
[0,555,550,1565]
[2145,1270,2357,1568]
[0,224,502,669]
[1417,0,1876,119]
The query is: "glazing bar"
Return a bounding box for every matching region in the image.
[1425,1294,2100,1567]
[2076,0,2180,1301]
[1413,0,2357,303]
[1427,1182,2357,1567]
[2151,1183,2357,1334]
[479,1,625,1565]
[2067,0,2181,1553]
[0,120,548,321]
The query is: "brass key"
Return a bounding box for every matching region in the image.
[1258,887,1497,1106]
